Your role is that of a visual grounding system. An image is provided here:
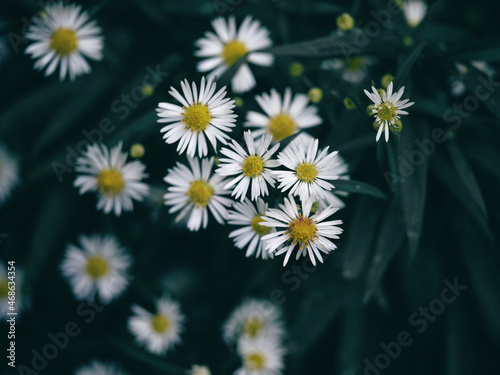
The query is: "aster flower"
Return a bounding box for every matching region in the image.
[223,299,284,345]
[403,0,428,28]
[261,195,343,266]
[236,336,285,375]
[216,131,280,201]
[245,88,322,143]
[0,145,19,206]
[227,198,275,260]
[61,234,131,303]
[74,142,149,216]
[24,2,103,81]
[274,137,343,202]
[195,16,273,93]
[128,297,185,355]
[320,56,374,84]
[163,157,233,231]
[75,361,128,375]
[157,77,237,157]
[364,81,414,142]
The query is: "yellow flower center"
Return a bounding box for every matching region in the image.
[182,104,212,133]
[242,155,265,178]
[296,162,318,183]
[222,40,248,67]
[85,256,109,279]
[96,169,125,196]
[287,216,317,248]
[0,279,9,298]
[377,102,398,123]
[245,352,266,371]
[268,114,296,142]
[187,180,214,207]
[347,56,364,71]
[251,215,271,236]
[151,314,170,334]
[242,317,264,337]
[50,28,78,55]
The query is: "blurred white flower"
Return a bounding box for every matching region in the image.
[227,198,275,260]
[223,299,284,345]
[236,335,285,375]
[128,297,185,355]
[195,16,273,93]
[0,145,19,206]
[321,56,374,84]
[403,0,428,28]
[245,88,322,143]
[24,2,103,80]
[75,360,128,375]
[163,157,232,231]
[188,365,211,375]
[261,195,343,266]
[217,131,280,201]
[74,142,149,216]
[61,234,131,303]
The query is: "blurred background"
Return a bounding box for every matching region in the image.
[2,0,500,374]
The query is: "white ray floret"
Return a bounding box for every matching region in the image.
[403,0,428,28]
[24,2,103,81]
[74,142,149,216]
[245,88,322,143]
[61,234,131,303]
[195,16,273,93]
[364,81,414,142]
[261,195,343,266]
[157,77,237,157]
[75,361,129,375]
[163,157,233,231]
[217,131,280,201]
[128,297,185,355]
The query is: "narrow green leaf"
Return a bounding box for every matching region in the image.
[393,42,427,86]
[333,179,387,200]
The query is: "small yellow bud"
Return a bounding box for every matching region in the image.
[289,62,304,77]
[308,88,323,103]
[141,84,154,97]
[381,74,394,89]
[234,97,244,107]
[344,97,357,110]
[130,143,145,158]
[337,13,355,31]
[367,104,375,115]
[403,36,414,47]
[310,201,319,214]
[373,121,381,131]
[389,119,403,133]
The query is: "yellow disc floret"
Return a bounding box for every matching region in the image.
[242,317,264,337]
[295,162,318,183]
[376,102,398,123]
[250,215,271,236]
[97,169,125,196]
[86,256,109,279]
[187,180,214,207]
[245,352,266,371]
[242,155,265,178]
[287,216,318,248]
[182,103,212,133]
[268,114,296,142]
[50,28,78,55]
[151,314,170,333]
[222,40,248,67]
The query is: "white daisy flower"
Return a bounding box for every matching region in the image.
[74,142,149,216]
[195,16,273,93]
[274,137,343,202]
[75,360,128,375]
[236,336,285,375]
[163,157,233,231]
[403,0,428,28]
[0,145,19,206]
[188,365,211,375]
[227,198,275,260]
[61,234,131,303]
[0,265,26,317]
[223,299,284,345]
[245,88,322,143]
[157,77,237,158]
[364,81,414,142]
[128,297,185,355]
[24,2,103,81]
[320,56,374,84]
[216,131,280,201]
[261,195,343,266]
